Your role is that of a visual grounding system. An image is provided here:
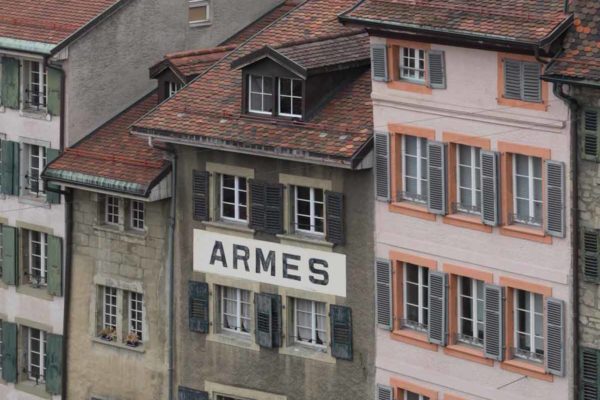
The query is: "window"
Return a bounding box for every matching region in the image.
[28,145,47,195]
[278,78,302,118]
[221,175,247,222]
[512,154,542,226]
[403,264,429,332]
[98,285,145,346]
[248,75,273,115]
[27,327,47,383]
[404,392,429,400]
[503,59,541,103]
[294,298,326,348]
[401,135,428,203]
[400,48,426,83]
[105,196,120,225]
[294,186,324,235]
[102,286,118,334]
[456,144,481,214]
[129,292,144,341]
[24,61,47,110]
[130,200,145,230]
[514,289,544,363]
[188,0,209,24]
[221,286,251,335]
[167,81,183,98]
[28,231,48,287]
[457,277,484,347]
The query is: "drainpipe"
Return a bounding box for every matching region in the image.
[61,188,73,399]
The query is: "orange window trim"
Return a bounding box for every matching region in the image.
[390,329,438,352]
[443,263,493,283]
[497,142,551,160]
[445,394,467,400]
[390,377,439,400]
[443,214,492,233]
[386,39,433,95]
[501,358,554,382]
[443,132,491,150]
[497,52,549,112]
[444,344,494,366]
[389,124,436,140]
[390,250,438,269]
[498,276,552,297]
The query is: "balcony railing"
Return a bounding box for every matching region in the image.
[508,213,542,227]
[452,202,481,215]
[401,318,428,332]
[397,191,428,204]
[24,89,47,112]
[511,347,544,363]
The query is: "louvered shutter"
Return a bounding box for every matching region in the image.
[371,44,388,82]
[375,259,393,330]
[545,297,564,376]
[330,305,353,360]
[483,284,504,361]
[428,50,446,89]
[580,348,599,400]
[480,151,500,226]
[265,183,284,234]
[428,271,448,346]
[504,59,523,100]
[1,321,17,383]
[47,68,61,116]
[325,191,344,245]
[249,180,266,231]
[255,293,274,348]
[178,386,209,400]
[192,170,209,221]
[2,225,17,286]
[47,235,62,296]
[271,294,282,348]
[1,57,20,109]
[377,384,394,400]
[1,140,19,196]
[582,229,600,282]
[45,333,63,395]
[45,148,61,204]
[427,141,447,215]
[375,132,390,201]
[522,62,542,103]
[188,281,209,333]
[582,110,599,160]
[545,160,565,237]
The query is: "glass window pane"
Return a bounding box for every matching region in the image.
[251,76,262,92]
[404,136,417,155]
[406,264,419,283]
[532,157,542,178]
[263,77,273,94]
[280,79,291,96]
[515,154,529,175]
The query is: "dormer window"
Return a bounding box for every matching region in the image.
[278,78,302,118]
[248,74,273,115]
[246,74,303,119]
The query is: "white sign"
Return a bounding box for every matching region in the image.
[193,230,347,297]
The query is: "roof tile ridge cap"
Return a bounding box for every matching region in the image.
[273,28,366,49]
[65,148,165,168]
[165,44,238,60]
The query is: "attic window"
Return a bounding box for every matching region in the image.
[188,0,209,25]
[248,75,273,114]
[278,78,302,118]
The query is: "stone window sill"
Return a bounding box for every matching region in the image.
[444,343,493,366]
[443,213,492,233]
[20,108,51,121]
[387,80,433,95]
[390,329,437,351]
[501,358,553,382]
[279,343,335,364]
[93,224,147,242]
[16,380,51,399]
[276,233,333,251]
[207,332,259,352]
[389,201,436,221]
[17,284,53,301]
[497,96,548,112]
[189,20,212,28]
[91,336,146,353]
[500,224,552,244]
[18,194,50,208]
[204,220,255,239]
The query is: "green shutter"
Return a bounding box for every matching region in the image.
[47,235,62,296]
[1,226,17,285]
[580,348,599,400]
[1,321,17,383]
[45,148,61,204]
[1,141,19,196]
[1,57,20,109]
[330,305,353,360]
[47,68,61,116]
[45,334,63,395]
[583,228,600,282]
[582,110,600,161]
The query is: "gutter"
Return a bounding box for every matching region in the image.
[61,188,74,399]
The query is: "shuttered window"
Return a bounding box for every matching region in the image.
[28,230,48,287]
[457,276,485,347]
[400,48,426,83]
[582,109,600,160]
[375,259,393,330]
[27,327,47,383]
[24,61,47,111]
[403,263,429,332]
[371,45,388,82]
[513,289,544,363]
[427,271,448,345]
[294,186,324,235]
[401,135,428,203]
[294,298,327,348]
[404,391,429,400]
[27,144,47,196]
[221,175,248,222]
[427,141,447,215]
[456,145,481,215]
[189,281,209,333]
[583,228,600,282]
[581,348,600,400]
[0,320,3,376]
[512,154,543,227]
[330,304,353,360]
[192,170,210,221]
[546,161,565,237]
[179,386,209,400]
[377,384,393,400]
[483,284,504,361]
[375,132,390,200]
[503,59,542,103]
[220,286,251,335]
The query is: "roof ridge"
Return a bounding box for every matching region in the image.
[165,44,237,60]
[64,148,164,169]
[273,28,365,49]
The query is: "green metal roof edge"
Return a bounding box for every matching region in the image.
[44,169,147,196]
[0,37,54,55]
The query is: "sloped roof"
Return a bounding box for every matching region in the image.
[150,45,237,82]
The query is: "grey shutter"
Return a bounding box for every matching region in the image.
[523,62,542,103]
[545,160,565,237]
[480,151,500,226]
[2,225,17,286]
[582,110,599,160]
[583,229,600,282]
[427,141,447,215]
[47,235,62,296]
[325,191,344,245]
[265,183,284,234]
[428,271,448,346]
[45,148,60,204]
[428,50,446,89]
[545,297,564,376]
[255,293,273,348]
[504,59,523,100]
[580,348,599,400]
[188,281,209,333]
[1,140,19,196]
[249,180,266,231]
[371,44,388,82]
[377,384,394,400]
[330,305,352,360]
[45,333,63,395]
[375,259,393,330]
[192,170,209,221]
[375,132,390,201]
[178,386,209,400]
[483,284,504,361]
[1,321,17,383]
[271,294,282,348]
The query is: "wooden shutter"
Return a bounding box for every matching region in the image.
[2,225,17,286]
[580,348,600,400]
[271,294,282,348]
[480,151,500,226]
[522,62,542,103]
[1,321,17,383]
[427,141,447,215]
[371,44,388,82]
[483,284,504,361]
[47,68,61,116]
[545,160,565,237]
[325,191,344,245]
[188,281,209,333]
[582,110,599,160]
[45,333,63,395]
[192,170,209,221]
[249,180,266,231]
[377,384,394,400]
[255,293,274,348]
[1,57,20,109]
[583,228,600,282]
[545,297,564,376]
[330,305,352,360]
[47,235,62,296]
[428,271,448,346]
[428,50,446,89]
[375,132,390,201]
[375,259,393,330]
[503,59,522,100]
[265,183,284,234]
[45,148,61,204]
[178,386,209,400]
[1,140,19,196]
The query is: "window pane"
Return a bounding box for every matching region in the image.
[280,97,291,114]
[515,154,529,175]
[293,79,302,96]
[406,282,419,304]
[532,157,542,178]
[263,77,273,94]
[250,76,262,92]
[406,264,419,283]
[404,136,417,155]
[263,94,273,112]
[189,5,208,22]
[459,166,472,187]
[280,79,291,96]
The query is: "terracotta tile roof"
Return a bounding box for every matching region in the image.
[0,0,121,45]
[340,0,571,44]
[133,0,373,166]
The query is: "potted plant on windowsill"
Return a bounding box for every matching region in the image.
[126,332,141,347]
[99,327,117,342]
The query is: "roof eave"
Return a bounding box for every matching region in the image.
[230,46,307,78]
[542,74,600,89]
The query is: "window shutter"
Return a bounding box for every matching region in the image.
[480,151,500,226]
[1,321,17,383]
[375,259,393,330]
[428,50,446,89]
[188,281,209,333]
[545,297,564,376]
[580,348,599,400]
[545,160,565,237]
[427,141,447,215]
[371,44,388,82]
[428,271,448,346]
[582,110,599,160]
[47,68,61,116]
[375,132,390,201]
[192,170,209,221]
[582,229,600,282]
[178,386,209,400]
[1,225,17,286]
[503,59,522,100]
[1,57,20,109]
[265,183,284,234]
[1,140,19,196]
[325,191,344,245]
[47,235,62,296]
[377,384,394,400]
[483,284,504,361]
[45,333,63,395]
[271,294,282,348]
[330,304,352,360]
[249,180,266,231]
[255,293,274,348]
[522,62,542,103]
[45,148,61,204]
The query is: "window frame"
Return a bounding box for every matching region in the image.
[220,174,248,223]
[220,286,251,336]
[456,276,484,347]
[513,289,544,363]
[511,154,543,227]
[24,60,47,111]
[27,327,47,383]
[277,77,302,118]
[98,285,146,345]
[28,144,47,196]
[105,196,120,226]
[404,391,430,400]
[455,144,482,215]
[102,286,118,334]
[188,0,210,25]
[399,47,427,84]
[130,200,145,231]
[28,230,48,287]
[248,74,274,116]
[167,81,183,98]
[401,135,428,204]
[293,186,325,236]
[293,297,327,349]
[402,263,429,332]
[128,291,144,342]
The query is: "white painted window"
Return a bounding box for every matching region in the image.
[130,200,145,230]
[29,231,48,286]
[221,175,248,222]
[278,78,302,118]
[168,81,183,98]
[28,144,47,195]
[188,0,209,24]
[456,144,481,214]
[129,292,144,341]
[457,276,484,347]
[221,286,251,335]
[402,135,428,203]
[294,298,326,348]
[25,60,47,110]
[514,289,544,362]
[294,186,324,235]
[513,154,542,226]
[105,196,120,225]
[404,391,429,400]
[248,75,273,115]
[27,327,47,383]
[403,263,429,332]
[103,286,118,333]
[400,48,426,83]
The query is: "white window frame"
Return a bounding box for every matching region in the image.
[294,298,327,349]
[29,230,48,286]
[220,286,251,335]
[403,263,429,332]
[457,276,484,347]
[456,144,481,214]
[128,291,144,341]
[513,289,544,363]
[512,154,543,226]
[220,175,248,222]
[401,135,428,203]
[103,286,118,333]
[168,81,183,98]
[25,60,47,110]
[28,144,47,196]
[248,74,273,115]
[105,196,120,225]
[294,186,324,236]
[27,327,46,383]
[400,47,426,83]
[188,0,210,24]
[278,78,302,118]
[130,200,145,231]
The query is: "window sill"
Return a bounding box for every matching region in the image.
[497,96,548,112]
[18,194,50,208]
[389,202,436,221]
[387,80,432,95]
[443,213,492,233]
[207,332,259,352]
[204,220,255,239]
[390,329,437,351]
[91,336,146,353]
[189,20,212,28]
[93,224,147,243]
[20,108,51,121]
[444,343,493,366]
[500,224,552,244]
[16,285,53,301]
[16,380,51,399]
[279,343,335,364]
[277,233,333,251]
[501,358,553,382]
